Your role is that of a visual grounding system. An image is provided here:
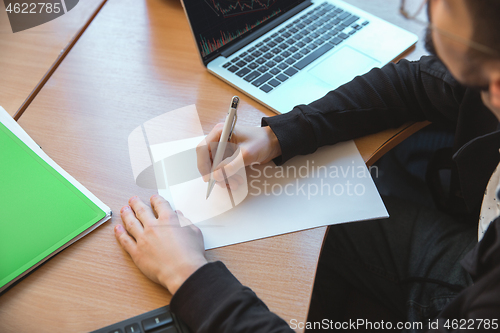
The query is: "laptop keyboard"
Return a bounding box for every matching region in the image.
[222,2,370,93]
[90,305,191,333]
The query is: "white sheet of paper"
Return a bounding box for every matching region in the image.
[150,136,388,250]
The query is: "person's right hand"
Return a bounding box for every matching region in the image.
[196,125,282,188]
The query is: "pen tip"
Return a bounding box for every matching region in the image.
[206,180,215,199]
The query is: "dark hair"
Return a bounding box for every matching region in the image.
[463,0,500,60]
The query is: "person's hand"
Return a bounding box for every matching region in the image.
[114,195,207,295]
[196,125,282,188]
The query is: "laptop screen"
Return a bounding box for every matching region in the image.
[183,0,307,62]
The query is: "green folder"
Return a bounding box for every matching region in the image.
[0,115,111,293]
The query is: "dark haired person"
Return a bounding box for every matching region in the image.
[114,0,500,331]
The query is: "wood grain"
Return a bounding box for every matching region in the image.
[1,0,426,332]
[2,1,322,332]
[0,0,106,118]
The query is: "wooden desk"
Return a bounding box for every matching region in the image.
[0,0,427,332]
[0,0,106,118]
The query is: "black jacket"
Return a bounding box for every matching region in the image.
[170,56,500,332]
[171,220,500,333]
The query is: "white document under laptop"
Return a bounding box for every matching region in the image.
[150,136,388,250]
[128,105,387,250]
[181,0,417,114]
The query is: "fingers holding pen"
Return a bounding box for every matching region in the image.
[196,138,213,183]
[197,123,230,182]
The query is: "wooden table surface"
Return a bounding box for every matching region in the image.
[0,0,106,118]
[0,0,427,332]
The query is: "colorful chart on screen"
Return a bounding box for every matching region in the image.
[183,0,306,59]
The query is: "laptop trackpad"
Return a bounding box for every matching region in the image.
[308,46,380,88]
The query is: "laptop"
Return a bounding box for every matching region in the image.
[180,0,418,114]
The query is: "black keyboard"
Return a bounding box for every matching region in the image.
[90,305,191,333]
[222,2,370,94]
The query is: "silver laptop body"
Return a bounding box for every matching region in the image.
[181,0,418,114]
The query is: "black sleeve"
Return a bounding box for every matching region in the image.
[262,55,466,165]
[170,261,294,333]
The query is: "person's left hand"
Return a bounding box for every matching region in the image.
[114,194,208,295]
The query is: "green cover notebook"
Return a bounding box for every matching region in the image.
[0,114,111,293]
